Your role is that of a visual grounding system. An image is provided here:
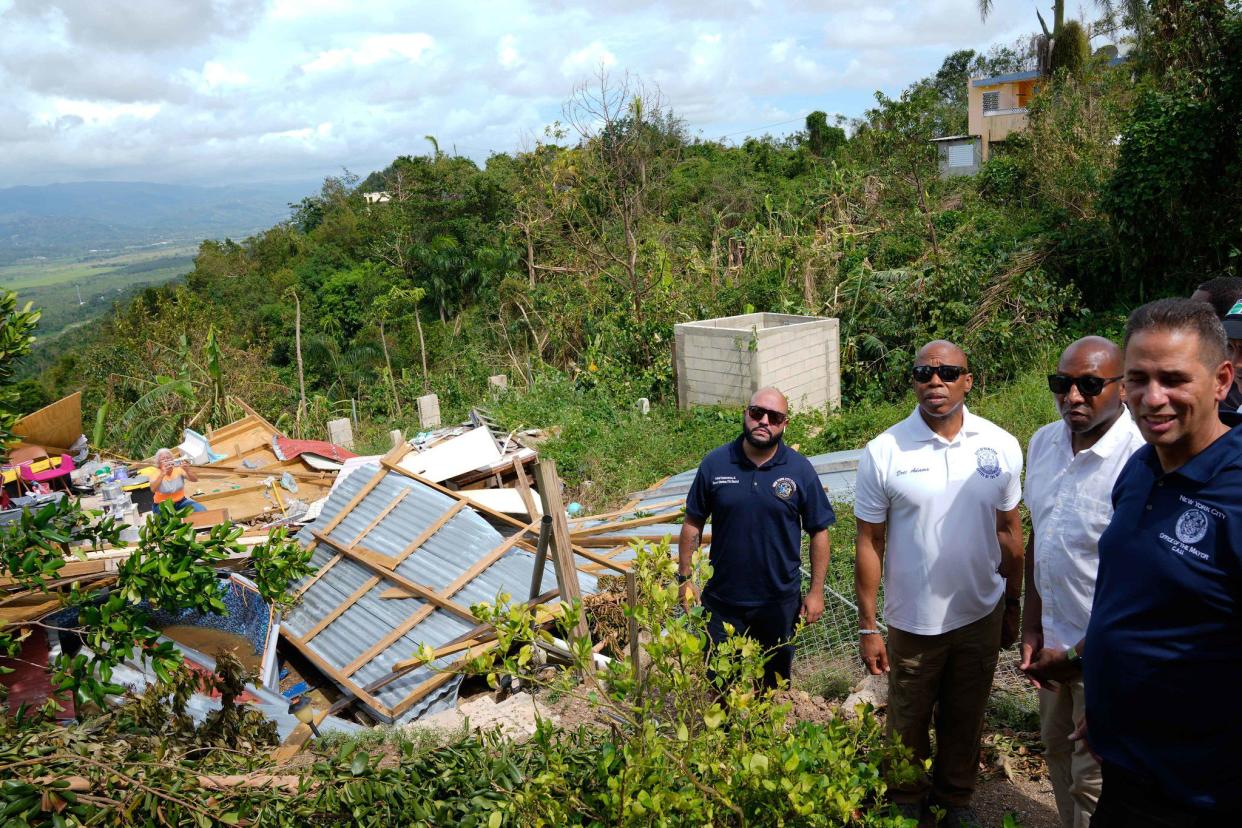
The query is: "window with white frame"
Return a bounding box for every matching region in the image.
[947,143,974,168]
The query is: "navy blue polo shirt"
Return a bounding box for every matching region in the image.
[1085,426,1242,811]
[684,436,835,606]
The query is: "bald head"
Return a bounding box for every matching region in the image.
[750,387,789,411]
[1054,335,1126,439]
[916,340,968,369]
[1059,336,1122,377]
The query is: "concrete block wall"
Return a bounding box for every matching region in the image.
[674,313,841,413]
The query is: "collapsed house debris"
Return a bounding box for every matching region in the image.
[3,387,874,754]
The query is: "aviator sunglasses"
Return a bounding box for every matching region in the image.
[1047,374,1123,397]
[911,364,966,384]
[746,405,788,426]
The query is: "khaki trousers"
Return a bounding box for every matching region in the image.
[886,601,1003,807]
[1039,677,1100,828]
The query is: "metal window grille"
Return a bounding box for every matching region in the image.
[982,91,1000,114]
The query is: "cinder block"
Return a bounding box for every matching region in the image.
[417,393,441,429]
[327,418,354,450]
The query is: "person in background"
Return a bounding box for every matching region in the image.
[151,448,205,513]
[678,386,835,689]
[853,340,1024,828]
[1190,275,1242,413]
[1020,336,1143,828]
[1085,299,1242,825]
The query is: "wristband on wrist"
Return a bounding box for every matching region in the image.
[859,629,882,636]
[675,573,690,585]
[1065,645,1081,664]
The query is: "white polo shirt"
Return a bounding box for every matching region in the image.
[855,406,1023,635]
[1023,409,1144,652]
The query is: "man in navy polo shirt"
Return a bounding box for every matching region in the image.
[1085,298,1242,825]
[677,386,835,688]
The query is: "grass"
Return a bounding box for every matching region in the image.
[0,246,197,342]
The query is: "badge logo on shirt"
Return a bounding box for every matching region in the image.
[1175,508,1210,544]
[975,447,1001,479]
[772,477,797,500]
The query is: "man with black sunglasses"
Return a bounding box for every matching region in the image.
[678,386,836,689]
[854,340,1025,828]
[1020,337,1143,828]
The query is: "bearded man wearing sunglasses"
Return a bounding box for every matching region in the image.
[853,340,1025,828]
[678,386,836,689]
[1019,336,1143,828]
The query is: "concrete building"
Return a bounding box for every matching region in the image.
[967,69,1040,161]
[673,313,840,414]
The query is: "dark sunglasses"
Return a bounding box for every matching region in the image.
[1047,374,1123,397]
[911,364,966,384]
[746,405,788,426]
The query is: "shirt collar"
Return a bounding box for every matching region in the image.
[1152,423,1242,484]
[1057,406,1138,460]
[729,434,789,469]
[904,404,980,444]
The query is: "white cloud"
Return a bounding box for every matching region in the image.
[0,0,1043,186]
[560,41,616,77]
[497,34,521,69]
[301,33,435,73]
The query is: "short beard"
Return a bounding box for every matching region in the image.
[743,423,782,449]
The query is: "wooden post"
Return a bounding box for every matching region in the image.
[625,569,642,685]
[532,460,590,642]
[528,515,553,601]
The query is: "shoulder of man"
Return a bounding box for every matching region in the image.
[968,412,1021,449]
[1026,420,1062,459]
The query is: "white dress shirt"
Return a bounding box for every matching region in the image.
[1023,408,1144,652]
[855,406,1023,635]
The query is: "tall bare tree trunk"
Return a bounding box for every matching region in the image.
[292,291,307,437]
[414,310,429,392]
[379,318,401,418]
[524,225,536,289]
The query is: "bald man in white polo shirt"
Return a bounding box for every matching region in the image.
[854,340,1025,828]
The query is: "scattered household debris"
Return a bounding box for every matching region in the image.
[2,393,739,747]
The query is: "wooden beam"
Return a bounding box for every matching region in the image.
[310,531,476,622]
[281,630,394,717]
[347,488,408,548]
[390,501,468,566]
[441,525,532,595]
[512,458,539,519]
[340,603,436,676]
[381,459,529,531]
[301,575,380,642]
[567,496,684,525]
[570,510,684,539]
[532,459,590,642]
[574,532,707,549]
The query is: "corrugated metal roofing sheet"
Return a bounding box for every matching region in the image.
[286,463,597,723]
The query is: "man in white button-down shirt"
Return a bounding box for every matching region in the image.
[1021,336,1144,828]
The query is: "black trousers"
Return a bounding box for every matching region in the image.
[702,592,800,689]
[1091,762,1241,827]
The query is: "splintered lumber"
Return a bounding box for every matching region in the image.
[532,459,590,642]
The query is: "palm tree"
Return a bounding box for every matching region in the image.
[980,0,1146,38]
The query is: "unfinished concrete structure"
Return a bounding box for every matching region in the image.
[673,313,840,413]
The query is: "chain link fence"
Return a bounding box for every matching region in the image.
[792,582,1038,728]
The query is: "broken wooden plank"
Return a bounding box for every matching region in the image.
[532,459,590,642]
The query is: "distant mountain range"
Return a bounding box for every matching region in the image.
[0,180,319,263]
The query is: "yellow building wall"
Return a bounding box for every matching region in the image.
[967,79,1034,161]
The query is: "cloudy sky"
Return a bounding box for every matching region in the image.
[0,0,1040,187]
